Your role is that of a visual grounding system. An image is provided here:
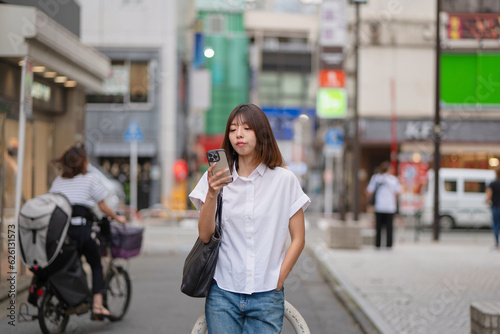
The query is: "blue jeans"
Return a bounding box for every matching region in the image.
[205,282,285,334]
[492,207,500,246]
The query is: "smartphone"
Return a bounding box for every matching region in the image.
[207,149,233,183]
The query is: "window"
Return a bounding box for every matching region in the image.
[444,180,457,192]
[129,61,149,102]
[464,181,486,193]
[258,72,313,107]
[87,60,149,104]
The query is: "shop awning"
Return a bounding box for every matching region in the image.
[0,4,110,92]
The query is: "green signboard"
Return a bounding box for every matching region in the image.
[441,53,500,106]
[316,88,347,119]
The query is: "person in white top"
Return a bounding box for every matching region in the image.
[366,161,401,248]
[189,104,310,333]
[50,144,126,321]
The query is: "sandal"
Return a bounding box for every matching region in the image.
[91,306,115,321]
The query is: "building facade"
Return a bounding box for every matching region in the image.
[0,1,109,280]
[79,0,190,210]
[347,0,500,214]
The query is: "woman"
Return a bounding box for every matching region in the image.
[50,144,126,320]
[366,161,401,248]
[486,167,500,249]
[189,104,310,333]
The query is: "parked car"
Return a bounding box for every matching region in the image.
[422,168,495,229]
[87,163,125,213]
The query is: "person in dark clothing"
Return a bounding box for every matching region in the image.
[486,167,500,250]
[366,161,401,248]
[50,144,126,320]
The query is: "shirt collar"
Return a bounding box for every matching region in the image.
[232,163,267,181]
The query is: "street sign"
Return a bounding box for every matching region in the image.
[324,127,344,157]
[123,121,144,142]
[325,128,344,147]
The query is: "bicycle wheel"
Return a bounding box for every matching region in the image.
[104,266,131,321]
[38,290,69,334]
[191,300,310,334]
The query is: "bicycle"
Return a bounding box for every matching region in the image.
[191,300,311,334]
[19,216,133,334]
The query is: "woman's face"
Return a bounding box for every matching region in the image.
[229,116,257,159]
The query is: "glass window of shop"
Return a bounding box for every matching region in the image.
[87,60,149,104]
[258,72,313,107]
[441,152,498,170]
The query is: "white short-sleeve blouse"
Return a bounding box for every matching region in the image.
[189,163,310,294]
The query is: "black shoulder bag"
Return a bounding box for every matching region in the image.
[181,190,223,298]
[369,180,382,206]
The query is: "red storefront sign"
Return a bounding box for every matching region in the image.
[319,70,345,88]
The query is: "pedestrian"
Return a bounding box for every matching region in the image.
[189,104,311,333]
[366,161,401,248]
[486,167,500,250]
[50,144,127,320]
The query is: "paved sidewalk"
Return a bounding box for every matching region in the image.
[307,217,500,334]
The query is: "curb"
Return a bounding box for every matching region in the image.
[305,245,381,334]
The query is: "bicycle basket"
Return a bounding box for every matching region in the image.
[110,223,144,259]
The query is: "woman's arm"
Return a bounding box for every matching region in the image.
[98,200,126,224]
[198,163,232,243]
[277,208,306,290]
[198,193,219,243]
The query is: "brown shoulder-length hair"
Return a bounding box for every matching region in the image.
[221,104,284,171]
[53,144,88,178]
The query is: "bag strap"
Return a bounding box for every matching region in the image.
[215,190,223,232]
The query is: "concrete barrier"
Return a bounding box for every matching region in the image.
[325,221,362,249]
[471,301,500,333]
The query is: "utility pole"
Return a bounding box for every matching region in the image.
[352,0,363,221]
[433,0,441,241]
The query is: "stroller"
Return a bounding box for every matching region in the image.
[18,192,92,333]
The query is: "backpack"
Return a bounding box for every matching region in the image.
[18,192,72,271]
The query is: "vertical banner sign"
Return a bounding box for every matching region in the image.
[318,1,347,214]
[318,0,347,119]
[24,60,34,118]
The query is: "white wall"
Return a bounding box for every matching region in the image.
[81,0,166,47]
[359,47,435,118]
[345,0,436,119]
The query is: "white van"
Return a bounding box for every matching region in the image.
[422,168,495,229]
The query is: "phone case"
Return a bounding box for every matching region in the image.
[207,149,233,183]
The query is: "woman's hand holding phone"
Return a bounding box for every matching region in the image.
[206,149,233,196]
[207,163,232,196]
